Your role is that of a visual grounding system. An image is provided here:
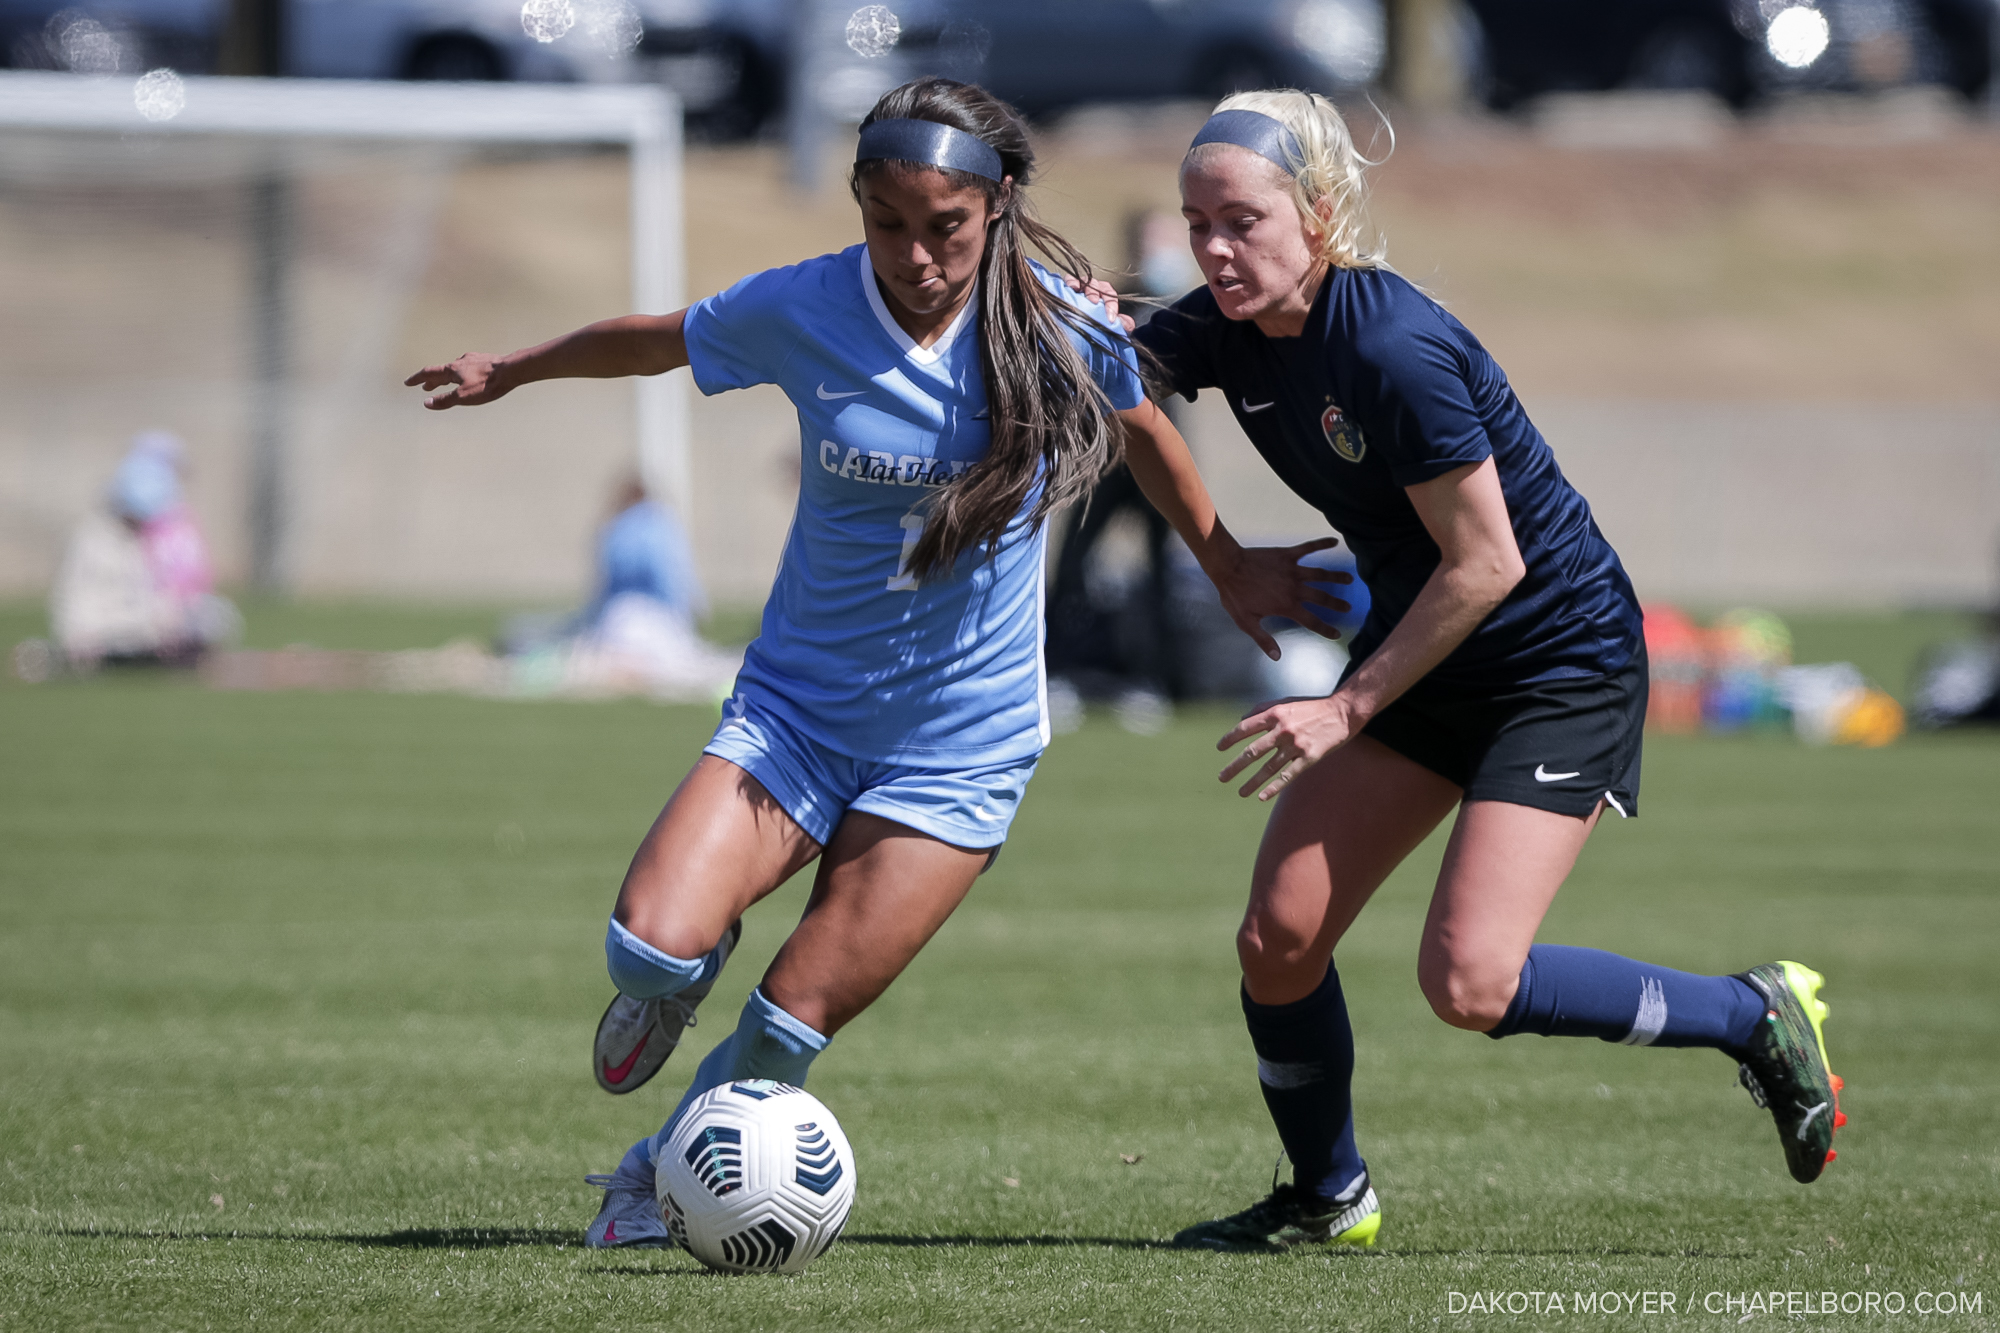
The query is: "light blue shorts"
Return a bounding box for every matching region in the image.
[702,695,1039,851]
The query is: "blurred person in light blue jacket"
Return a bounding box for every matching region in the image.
[587,474,707,631]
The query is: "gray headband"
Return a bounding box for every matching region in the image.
[1188,109,1304,176]
[855,118,1005,182]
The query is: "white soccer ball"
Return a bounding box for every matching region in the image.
[656,1080,856,1274]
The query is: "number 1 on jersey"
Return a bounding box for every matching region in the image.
[887,510,925,591]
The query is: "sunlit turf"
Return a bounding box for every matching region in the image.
[1,624,1995,1330]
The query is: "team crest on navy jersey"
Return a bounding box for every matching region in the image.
[1322,402,1366,463]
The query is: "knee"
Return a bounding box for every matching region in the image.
[613,901,715,964]
[605,909,724,1000]
[1417,952,1518,1033]
[1236,912,1321,1004]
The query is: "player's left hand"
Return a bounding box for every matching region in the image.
[1218,693,1360,801]
[1211,538,1353,661]
[1063,274,1137,333]
[405,352,509,409]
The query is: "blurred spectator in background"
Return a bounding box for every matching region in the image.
[588,473,707,630]
[45,431,239,671]
[501,474,738,700]
[1911,546,2000,729]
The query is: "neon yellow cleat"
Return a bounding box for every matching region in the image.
[1172,1178,1381,1252]
[1733,960,1844,1183]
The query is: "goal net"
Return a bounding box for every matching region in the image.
[0,71,685,600]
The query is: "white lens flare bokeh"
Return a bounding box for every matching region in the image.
[1766,6,1831,68]
[580,0,643,56]
[521,0,577,45]
[845,5,901,58]
[50,11,127,75]
[132,68,185,122]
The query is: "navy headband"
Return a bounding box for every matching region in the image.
[1188,109,1304,176]
[855,118,1005,182]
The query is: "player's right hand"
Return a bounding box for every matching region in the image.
[405,353,508,409]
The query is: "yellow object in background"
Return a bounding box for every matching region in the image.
[1834,688,1907,747]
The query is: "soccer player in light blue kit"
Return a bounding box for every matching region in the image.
[406,77,1345,1250]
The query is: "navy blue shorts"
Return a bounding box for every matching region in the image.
[1356,650,1647,819]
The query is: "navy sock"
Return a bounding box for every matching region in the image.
[1487,944,1765,1050]
[1242,964,1369,1206]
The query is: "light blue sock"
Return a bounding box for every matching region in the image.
[604,917,721,999]
[612,1134,655,1184]
[649,987,830,1157]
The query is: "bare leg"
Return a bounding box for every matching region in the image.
[761,812,991,1036]
[612,755,824,960]
[1417,798,1603,1031]
[1240,735,1462,1005]
[613,758,989,1031]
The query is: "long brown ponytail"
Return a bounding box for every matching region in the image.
[852,78,1127,580]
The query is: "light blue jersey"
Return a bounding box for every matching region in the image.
[684,244,1144,766]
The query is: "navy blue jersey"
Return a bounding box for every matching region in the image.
[1135,266,1642,688]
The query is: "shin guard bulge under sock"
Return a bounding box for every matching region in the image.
[1487,944,1764,1050]
[652,987,830,1155]
[1243,963,1369,1205]
[604,917,726,1000]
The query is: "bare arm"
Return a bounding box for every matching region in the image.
[1218,456,1526,800]
[404,310,691,410]
[1117,399,1350,661]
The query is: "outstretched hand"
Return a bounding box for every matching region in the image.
[1210,537,1353,661]
[404,353,508,410]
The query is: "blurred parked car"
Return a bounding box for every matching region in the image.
[2,0,214,71]
[4,0,1391,137]
[2,0,642,80]
[638,0,1389,137]
[1463,0,1993,110]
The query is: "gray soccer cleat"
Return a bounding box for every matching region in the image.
[584,1152,672,1250]
[593,919,742,1094]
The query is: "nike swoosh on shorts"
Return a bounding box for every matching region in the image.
[1534,764,1581,782]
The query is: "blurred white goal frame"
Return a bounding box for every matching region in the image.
[0,71,690,580]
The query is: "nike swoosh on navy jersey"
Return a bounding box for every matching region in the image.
[817,383,865,400]
[1242,399,1275,413]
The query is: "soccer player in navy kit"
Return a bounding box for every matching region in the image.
[407,78,1337,1250]
[1129,92,1845,1250]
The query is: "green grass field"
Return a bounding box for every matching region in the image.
[2,609,1996,1330]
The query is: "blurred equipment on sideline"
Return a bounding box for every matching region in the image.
[39,431,241,674]
[1911,615,2000,727]
[1642,603,1908,746]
